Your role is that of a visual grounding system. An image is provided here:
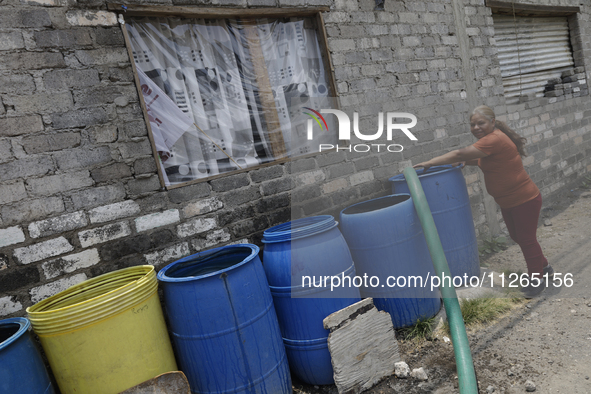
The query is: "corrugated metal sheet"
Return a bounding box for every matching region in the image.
[493,15,575,103]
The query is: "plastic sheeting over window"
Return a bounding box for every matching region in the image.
[127,17,336,186]
[493,15,575,104]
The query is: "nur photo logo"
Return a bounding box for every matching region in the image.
[303,109,419,152]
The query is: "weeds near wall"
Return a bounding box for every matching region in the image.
[398,316,436,341]
[442,292,524,334]
[580,175,591,189]
[459,296,522,327]
[478,236,508,256]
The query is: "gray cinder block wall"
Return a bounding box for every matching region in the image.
[1,0,591,317]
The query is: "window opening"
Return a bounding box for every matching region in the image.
[125,15,336,186]
[493,13,577,104]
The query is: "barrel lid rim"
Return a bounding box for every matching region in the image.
[0,317,30,350]
[26,266,154,315]
[262,215,337,243]
[157,244,260,282]
[340,193,411,217]
[26,276,157,323]
[26,286,159,335]
[388,164,463,182]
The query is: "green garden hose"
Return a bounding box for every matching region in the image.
[403,167,479,394]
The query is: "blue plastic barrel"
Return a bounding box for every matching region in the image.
[157,244,291,394]
[0,317,55,394]
[389,165,480,280]
[262,216,361,385]
[340,195,441,328]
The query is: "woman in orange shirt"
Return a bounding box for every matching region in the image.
[413,105,552,298]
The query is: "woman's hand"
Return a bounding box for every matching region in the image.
[412,161,432,171]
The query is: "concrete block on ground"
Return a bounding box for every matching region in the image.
[323,298,400,394]
[119,371,191,394]
[394,361,410,378]
[411,367,428,381]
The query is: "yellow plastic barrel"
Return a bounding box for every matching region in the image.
[26,265,177,394]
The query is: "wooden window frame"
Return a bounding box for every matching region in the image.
[109,4,339,189]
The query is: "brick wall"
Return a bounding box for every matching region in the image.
[1,0,591,317]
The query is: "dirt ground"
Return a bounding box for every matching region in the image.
[294,187,591,394]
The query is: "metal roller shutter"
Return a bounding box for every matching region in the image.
[493,15,575,104]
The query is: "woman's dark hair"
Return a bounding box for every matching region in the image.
[471,105,527,157]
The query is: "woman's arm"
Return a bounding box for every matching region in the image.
[413,145,487,170]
